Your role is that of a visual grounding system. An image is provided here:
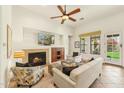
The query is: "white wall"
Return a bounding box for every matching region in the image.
[12,6,74,61]
[73,12,124,66]
[0,6,12,87]
[15,27,64,50]
[0,6,1,57]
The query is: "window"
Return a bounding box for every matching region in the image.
[80,37,86,53]
[79,31,101,54]
[107,34,120,61]
[90,36,100,55]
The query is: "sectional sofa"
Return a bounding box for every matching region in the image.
[52,57,103,88]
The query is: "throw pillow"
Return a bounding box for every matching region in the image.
[62,66,78,76]
[89,57,94,62]
[74,55,82,63]
[82,57,94,63]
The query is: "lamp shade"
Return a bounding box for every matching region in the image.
[14,51,25,58]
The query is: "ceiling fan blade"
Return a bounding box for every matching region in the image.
[61,19,65,24]
[69,17,76,22]
[57,5,65,15]
[50,16,62,19]
[67,8,80,16]
[64,5,66,14]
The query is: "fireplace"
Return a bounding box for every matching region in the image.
[28,52,46,65]
[22,49,49,64]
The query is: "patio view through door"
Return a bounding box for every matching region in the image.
[106,33,122,65]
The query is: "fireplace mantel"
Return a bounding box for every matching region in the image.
[22,48,49,64]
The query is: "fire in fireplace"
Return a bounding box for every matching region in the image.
[28,52,46,65]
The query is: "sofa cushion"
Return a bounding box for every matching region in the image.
[74,55,82,63]
[69,64,90,82]
[48,61,62,75]
[82,54,92,59]
[81,54,94,63]
[69,59,100,82]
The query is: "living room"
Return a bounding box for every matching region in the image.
[0,5,124,88]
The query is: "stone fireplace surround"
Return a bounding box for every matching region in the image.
[22,49,49,64]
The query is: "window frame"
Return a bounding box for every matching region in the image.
[80,37,86,53]
[90,35,101,55]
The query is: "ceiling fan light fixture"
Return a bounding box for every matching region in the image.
[62,15,69,20]
[50,5,81,24]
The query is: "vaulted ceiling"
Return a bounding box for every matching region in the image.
[20,5,124,27]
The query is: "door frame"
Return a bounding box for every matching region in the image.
[105,31,123,66]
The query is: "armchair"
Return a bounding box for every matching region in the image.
[11,66,44,87]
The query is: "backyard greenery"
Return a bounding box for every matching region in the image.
[107,51,120,60]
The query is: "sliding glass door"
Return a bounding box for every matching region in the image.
[106,33,122,65]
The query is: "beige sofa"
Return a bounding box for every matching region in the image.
[52,57,103,88]
[48,61,62,75]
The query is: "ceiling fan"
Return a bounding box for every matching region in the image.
[50,5,81,24]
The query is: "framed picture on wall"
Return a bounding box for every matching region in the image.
[7,24,12,58]
[74,41,80,48]
[38,32,55,45]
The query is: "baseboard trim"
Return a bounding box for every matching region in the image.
[103,63,124,68]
